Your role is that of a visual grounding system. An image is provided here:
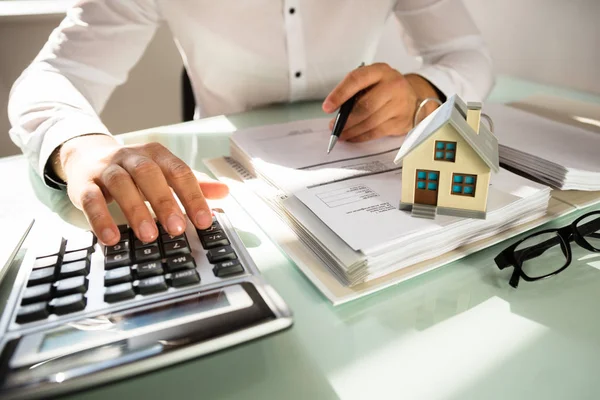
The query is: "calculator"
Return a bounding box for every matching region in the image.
[0,209,292,399]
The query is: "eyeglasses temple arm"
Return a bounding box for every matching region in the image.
[494,252,510,270]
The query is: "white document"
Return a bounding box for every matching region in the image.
[294,168,539,251]
[484,103,600,172]
[232,118,405,169]
[231,117,549,252]
[294,169,441,250]
[232,118,405,191]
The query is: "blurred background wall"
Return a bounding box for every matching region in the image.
[1,0,599,157]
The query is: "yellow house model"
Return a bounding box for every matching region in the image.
[394,95,499,219]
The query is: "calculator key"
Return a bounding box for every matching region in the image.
[106,240,130,256]
[118,224,129,233]
[50,293,87,315]
[136,276,168,295]
[157,224,167,235]
[16,302,49,324]
[163,240,191,257]
[21,283,53,305]
[64,231,96,253]
[133,261,164,279]
[105,252,131,270]
[104,282,135,303]
[62,249,89,264]
[28,267,56,286]
[134,245,161,263]
[59,260,90,279]
[105,266,132,286]
[213,260,244,278]
[206,246,237,264]
[166,254,196,272]
[201,232,230,249]
[161,233,185,243]
[197,222,221,235]
[198,229,223,239]
[170,269,200,288]
[54,276,88,296]
[33,255,59,270]
[134,239,157,249]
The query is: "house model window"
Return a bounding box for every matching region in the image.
[452,173,477,196]
[416,170,439,190]
[434,141,456,162]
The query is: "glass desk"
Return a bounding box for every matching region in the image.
[3,76,600,400]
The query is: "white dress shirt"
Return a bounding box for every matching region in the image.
[8,0,493,187]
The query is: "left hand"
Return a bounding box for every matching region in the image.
[322,63,441,142]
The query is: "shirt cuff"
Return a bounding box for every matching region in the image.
[38,114,111,189]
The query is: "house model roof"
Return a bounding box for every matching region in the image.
[393,94,500,172]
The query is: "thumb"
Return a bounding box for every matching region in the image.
[193,170,229,199]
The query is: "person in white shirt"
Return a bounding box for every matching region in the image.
[8,0,493,246]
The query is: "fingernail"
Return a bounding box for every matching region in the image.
[195,209,213,228]
[166,214,186,235]
[323,100,334,113]
[101,228,117,244]
[139,220,157,241]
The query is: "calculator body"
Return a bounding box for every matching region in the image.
[0,209,292,399]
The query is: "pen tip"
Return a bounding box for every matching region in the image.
[327,135,338,154]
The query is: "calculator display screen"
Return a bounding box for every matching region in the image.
[39,292,230,353]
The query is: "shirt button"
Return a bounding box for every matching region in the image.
[289,8,296,14]
[295,71,302,78]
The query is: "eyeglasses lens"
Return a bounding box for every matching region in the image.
[515,231,568,278]
[576,213,600,251]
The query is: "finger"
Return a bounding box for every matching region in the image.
[76,183,120,246]
[121,154,187,237]
[323,63,389,113]
[347,118,405,143]
[340,101,399,141]
[193,170,230,199]
[99,164,158,243]
[339,84,395,135]
[146,144,214,229]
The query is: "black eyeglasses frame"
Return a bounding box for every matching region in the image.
[494,210,600,288]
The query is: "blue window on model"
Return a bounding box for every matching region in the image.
[452,174,476,196]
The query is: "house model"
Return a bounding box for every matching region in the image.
[393,94,499,219]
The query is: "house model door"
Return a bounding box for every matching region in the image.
[414,170,439,206]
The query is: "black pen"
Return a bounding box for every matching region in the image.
[327,62,365,154]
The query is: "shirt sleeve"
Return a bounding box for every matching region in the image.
[394,0,494,102]
[8,1,161,188]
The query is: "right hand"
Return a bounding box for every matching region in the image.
[54,134,229,246]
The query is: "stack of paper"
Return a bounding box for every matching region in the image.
[227,117,551,286]
[484,103,600,190]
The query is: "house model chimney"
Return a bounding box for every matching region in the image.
[466,102,482,134]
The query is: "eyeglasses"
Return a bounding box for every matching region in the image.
[495,211,600,288]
